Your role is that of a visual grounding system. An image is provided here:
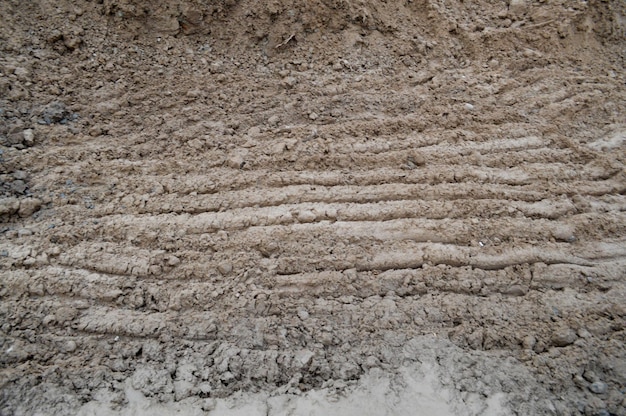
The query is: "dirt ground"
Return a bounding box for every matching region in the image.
[0,0,625,414]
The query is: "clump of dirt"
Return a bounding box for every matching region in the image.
[1,0,625,415]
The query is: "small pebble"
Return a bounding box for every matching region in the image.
[551,328,577,347]
[11,180,27,194]
[282,77,297,88]
[247,126,261,137]
[47,246,61,256]
[12,170,28,180]
[268,115,280,126]
[227,154,245,169]
[22,129,35,146]
[18,198,42,217]
[408,152,426,166]
[505,285,528,296]
[64,340,77,353]
[309,112,318,120]
[589,381,608,394]
[217,262,233,276]
[40,101,69,124]
[297,309,310,320]
[297,210,316,223]
[17,228,33,237]
[88,126,102,137]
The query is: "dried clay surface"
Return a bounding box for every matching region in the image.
[0,0,625,415]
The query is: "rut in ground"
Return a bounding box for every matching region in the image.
[1,0,625,415]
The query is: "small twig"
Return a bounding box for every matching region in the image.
[516,19,556,31]
[103,12,112,45]
[275,33,295,49]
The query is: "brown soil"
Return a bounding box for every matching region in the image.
[1,0,625,414]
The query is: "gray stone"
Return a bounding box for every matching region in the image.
[12,170,27,180]
[247,126,261,137]
[17,228,33,237]
[297,308,310,320]
[22,129,34,146]
[63,35,82,51]
[63,340,77,353]
[3,341,29,363]
[220,371,235,382]
[55,306,78,323]
[552,225,576,242]
[11,180,27,194]
[258,241,279,258]
[268,115,280,126]
[186,138,204,150]
[18,198,42,217]
[88,125,102,137]
[408,152,426,167]
[297,210,316,223]
[95,100,120,116]
[522,335,536,350]
[505,285,528,296]
[551,328,577,347]
[217,262,233,275]
[282,76,297,88]
[7,132,25,145]
[583,369,600,383]
[0,198,20,215]
[40,101,69,124]
[295,349,314,367]
[589,381,608,394]
[227,154,245,169]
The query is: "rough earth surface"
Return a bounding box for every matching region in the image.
[1,0,625,415]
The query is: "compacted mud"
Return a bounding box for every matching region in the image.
[1,0,625,415]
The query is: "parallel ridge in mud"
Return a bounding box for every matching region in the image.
[1,0,626,415]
